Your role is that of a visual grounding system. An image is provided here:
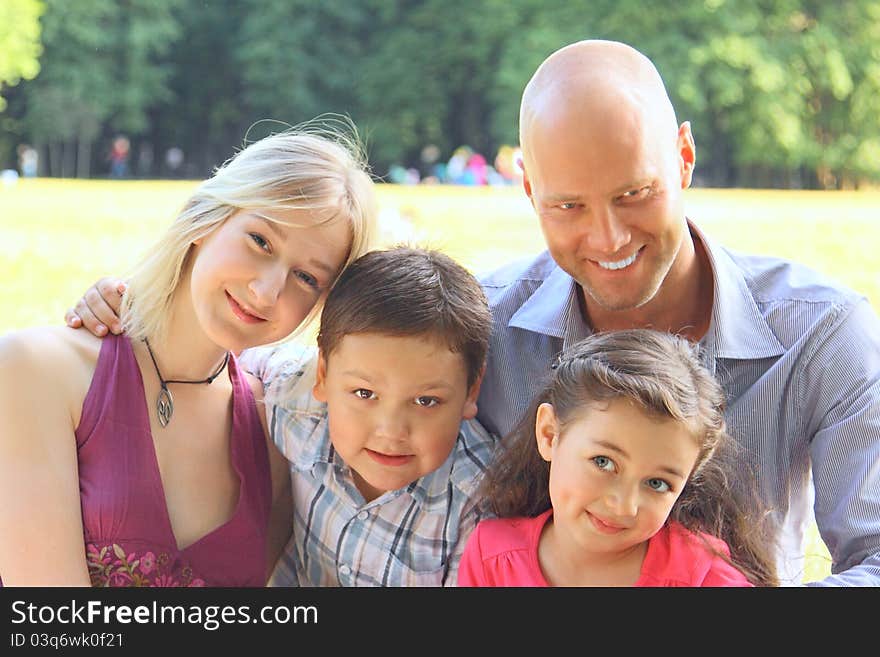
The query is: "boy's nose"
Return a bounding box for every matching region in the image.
[374,414,409,442]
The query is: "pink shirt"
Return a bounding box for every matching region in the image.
[457,509,753,587]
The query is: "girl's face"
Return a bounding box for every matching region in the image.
[188,207,351,353]
[536,397,700,558]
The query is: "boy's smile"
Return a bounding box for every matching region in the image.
[313,331,481,503]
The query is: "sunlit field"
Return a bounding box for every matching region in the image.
[3,178,875,584]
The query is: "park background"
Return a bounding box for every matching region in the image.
[3,0,880,583]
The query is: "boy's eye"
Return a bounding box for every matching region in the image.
[353,388,376,400]
[592,455,615,472]
[646,478,671,493]
[415,396,439,408]
[294,270,320,289]
[249,233,270,252]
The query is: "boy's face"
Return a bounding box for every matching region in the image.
[313,332,481,503]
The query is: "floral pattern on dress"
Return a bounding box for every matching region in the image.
[86,543,206,587]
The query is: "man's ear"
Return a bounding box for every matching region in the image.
[521,164,535,204]
[677,121,696,189]
[461,365,485,420]
[535,402,559,462]
[312,349,328,402]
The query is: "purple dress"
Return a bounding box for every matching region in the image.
[75,334,272,587]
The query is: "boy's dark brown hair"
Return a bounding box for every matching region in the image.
[316,245,492,387]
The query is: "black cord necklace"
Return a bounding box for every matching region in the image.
[143,338,229,428]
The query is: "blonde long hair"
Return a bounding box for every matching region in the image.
[121,118,377,343]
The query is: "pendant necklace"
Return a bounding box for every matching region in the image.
[143,338,229,428]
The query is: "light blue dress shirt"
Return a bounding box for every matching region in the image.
[476,221,880,586]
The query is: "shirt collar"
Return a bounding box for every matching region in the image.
[504,222,784,360]
[508,261,592,347]
[692,221,785,360]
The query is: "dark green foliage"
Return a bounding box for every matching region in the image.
[2,0,878,188]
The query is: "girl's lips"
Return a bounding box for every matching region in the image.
[366,449,414,467]
[226,292,266,324]
[587,511,627,535]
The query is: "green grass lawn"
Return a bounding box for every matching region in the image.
[3,178,873,583]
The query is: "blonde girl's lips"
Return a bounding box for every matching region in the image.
[366,449,414,467]
[226,292,266,324]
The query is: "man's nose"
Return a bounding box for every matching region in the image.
[585,206,630,256]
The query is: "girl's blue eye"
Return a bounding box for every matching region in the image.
[646,478,671,493]
[295,270,320,289]
[592,455,615,471]
[249,233,269,251]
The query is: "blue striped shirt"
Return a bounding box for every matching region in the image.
[240,342,496,587]
[476,221,880,587]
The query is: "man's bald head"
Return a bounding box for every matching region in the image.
[519,40,679,156]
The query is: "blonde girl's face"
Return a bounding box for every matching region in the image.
[535,397,700,559]
[188,207,352,354]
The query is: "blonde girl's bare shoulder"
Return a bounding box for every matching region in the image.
[0,325,104,419]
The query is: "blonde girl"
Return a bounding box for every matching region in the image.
[0,121,376,586]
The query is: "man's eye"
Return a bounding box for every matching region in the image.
[646,478,671,493]
[592,455,615,472]
[415,396,439,408]
[353,389,376,400]
[558,202,577,210]
[618,186,651,201]
[249,233,270,252]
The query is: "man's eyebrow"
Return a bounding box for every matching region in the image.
[611,177,654,195]
[543,192,582,202]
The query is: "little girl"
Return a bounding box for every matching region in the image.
[458,329,778,587]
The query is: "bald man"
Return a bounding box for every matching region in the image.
[476,40,880,586]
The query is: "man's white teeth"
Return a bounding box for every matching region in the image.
[597,251,638,270]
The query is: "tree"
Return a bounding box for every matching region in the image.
[0,0,44,112]
[20,0,180,178]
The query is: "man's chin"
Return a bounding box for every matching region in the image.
[581,285,657,314]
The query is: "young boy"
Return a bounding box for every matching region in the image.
[240,246,496,586]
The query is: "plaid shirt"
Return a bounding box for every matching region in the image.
[240,342,496,587]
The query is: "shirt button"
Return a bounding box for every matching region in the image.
[357,510,369,521]
[339,564,352,576]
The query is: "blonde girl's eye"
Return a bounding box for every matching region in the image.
[294,270,320,290]
[592,455,615,472]
[646,478,671,493]
[249,233,270,252]
[353,388,376,400]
